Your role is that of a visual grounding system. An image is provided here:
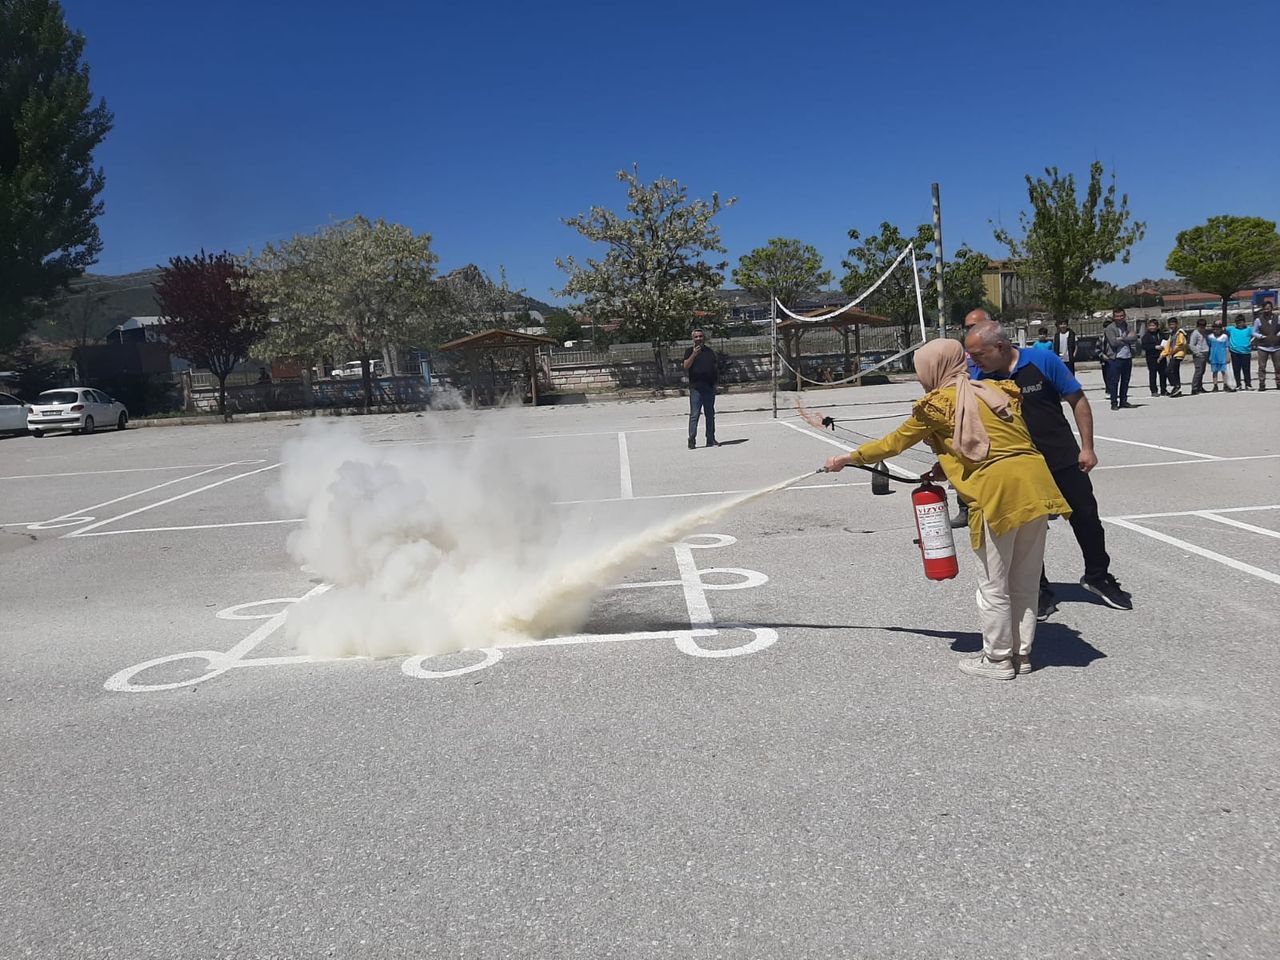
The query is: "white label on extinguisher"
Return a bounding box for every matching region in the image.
[915,502,956,560]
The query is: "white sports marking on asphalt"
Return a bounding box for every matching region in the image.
[778,419,923,479]
[1090,434,1221,460]
[0,461,267,481]
[64,463,281,538]
[618,431,633,499]
[1109,503,1280,521]
[1104,517,1280,586]
[71,518,305,537]
[26,462,246,531]
[1194,512,1280,540]
[1093,454,1280,472]
[106,534,779,691]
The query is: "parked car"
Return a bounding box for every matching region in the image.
[26,388,128,437]
[0,391,27,434]
[330,360,386,379]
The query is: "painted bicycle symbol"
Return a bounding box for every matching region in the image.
[104,534,777,692]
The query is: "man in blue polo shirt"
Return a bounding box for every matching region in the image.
[965,320,1133,618]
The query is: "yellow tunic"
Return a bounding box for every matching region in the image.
[850,381,1071,550]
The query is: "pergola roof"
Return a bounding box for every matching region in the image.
[777,305,894,329]
[439,329,558,352]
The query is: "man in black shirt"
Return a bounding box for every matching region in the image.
[966,321,1133,618]
[681,329,718,448]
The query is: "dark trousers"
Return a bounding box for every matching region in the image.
[1040,463,1112,593]
[1146,354,1167,395]
[1191,354,1207,392]
[1103,357,1133,406]
[688,384,716,443]
[1166,357,1183,391]
[1230,352,1252,387]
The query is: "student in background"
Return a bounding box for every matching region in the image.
[1053,319,1077,373]
[1031,326,1054,351]
[1208,321,1232,392]
[1188,318,1210,394]
[1140,319,1167,397]
[1227,315,1254,390]
[1160,317,1188,397]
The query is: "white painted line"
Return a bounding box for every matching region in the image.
[0,461,267,481]
[395,420,781,445]
[65,463,281,538]
[1090,434,1220,460]
[1108,504,1280,521]
[552,480,869,506]
[1195,512,1280,540]
[27,462,245,531]
[778,419,922,480]
[0,521,38,527]
[618,431,633,499]
[71,518,304,538]
[1094,454,1280,472]
[672,540,713,625]
[1104,517,1280,586]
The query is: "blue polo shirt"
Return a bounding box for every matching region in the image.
[972,349,1083,472]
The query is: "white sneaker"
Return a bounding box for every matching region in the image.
[1013,655,1033,675]
[959,655,1015,680]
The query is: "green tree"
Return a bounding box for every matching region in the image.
[0,0,113,349]
[841,222,933,339]
[993,162,1145,321]
[556,165,734,385]
[1166,216,1280,326]
[543,309,582,345]
[247,216,440,411]
[935,245,994,329]
[154,251,267,421]
[732,238,832,311]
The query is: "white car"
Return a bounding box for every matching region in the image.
[0,391,28,434]
[330,360,385,379]
[27,388,129,437]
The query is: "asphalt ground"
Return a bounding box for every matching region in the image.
[2,369,1278,959]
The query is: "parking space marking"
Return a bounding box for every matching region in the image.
[778,419,924,480]
[26,462,252,531]
[105,533,779,691]
[1196,512,1280,540]
[64,463,281,538]
[618,432,633,499]
[73,518,304,538]
[1104,516,1280,587]
[1093,454,1280,472]
[0,462,266,482]
[1089,434,1221,460]
[1109,503,1280,521]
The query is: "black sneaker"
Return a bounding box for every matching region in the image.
[1037,590,1058,622]
[688,438,696,450]
[1119,401,1137,408]
[1081,574,1133,610]
[706,439,719,447]
[1111,402,1120,410]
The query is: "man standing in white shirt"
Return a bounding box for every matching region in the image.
[1253,299,1280,391]
[1053,319,1077,374]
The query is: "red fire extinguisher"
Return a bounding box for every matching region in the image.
[911,482,959,581]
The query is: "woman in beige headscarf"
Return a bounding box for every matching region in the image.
[824,339,1070,680]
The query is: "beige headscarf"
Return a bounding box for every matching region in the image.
[914,339,1011,461]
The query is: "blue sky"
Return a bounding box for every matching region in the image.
[64,0,1280,302]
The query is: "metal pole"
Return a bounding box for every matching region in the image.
[910,245,928,344]
[931,183,946,338]
[770,294,778,419]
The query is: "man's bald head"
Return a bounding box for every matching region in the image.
[963,308,992,331]
[964,320,1014,373]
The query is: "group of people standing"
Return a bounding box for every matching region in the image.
[1100,300,1280,407]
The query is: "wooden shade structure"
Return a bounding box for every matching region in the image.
[777,305,893,390]
[438,329,558,406]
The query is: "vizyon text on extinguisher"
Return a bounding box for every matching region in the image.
[911,482,959,580]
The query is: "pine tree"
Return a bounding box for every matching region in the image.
[0,0,113,348]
